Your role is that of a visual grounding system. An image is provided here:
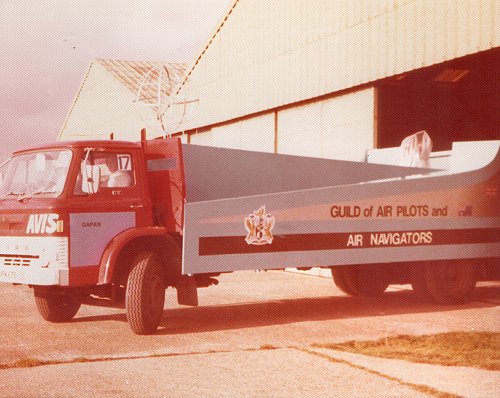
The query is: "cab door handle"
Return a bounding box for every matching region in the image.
[130,203,143,209]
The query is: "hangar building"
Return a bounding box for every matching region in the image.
[159,0,499,162]
[59,1,499,161]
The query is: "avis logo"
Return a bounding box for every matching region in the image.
[245,206,275,245]
[26,214,63,234]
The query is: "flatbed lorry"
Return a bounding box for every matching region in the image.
[0,134,498,334]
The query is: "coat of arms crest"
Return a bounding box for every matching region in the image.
[244,206,275,245]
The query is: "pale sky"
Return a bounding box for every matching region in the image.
[0,0,233,160]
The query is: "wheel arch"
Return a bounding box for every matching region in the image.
[97,227,182,285]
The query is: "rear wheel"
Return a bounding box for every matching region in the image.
[34,288,81,322]
[331,267,357,296]
[424,260,476,304]
[331,265,389,297]
[126,252,165,335]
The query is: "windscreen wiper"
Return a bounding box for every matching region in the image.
[0,192,23,205]
[17,190,56,202]
[0,191,23,199]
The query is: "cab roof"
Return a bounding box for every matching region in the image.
[13,140,142,155]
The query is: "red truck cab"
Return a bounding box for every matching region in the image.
[0,138,190,334]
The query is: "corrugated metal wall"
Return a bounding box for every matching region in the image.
[166,0,498,133]
[278,88,375,161]
[188,87,374,161]
[190,113,275,152]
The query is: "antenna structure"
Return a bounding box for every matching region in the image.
[135,64,173,132]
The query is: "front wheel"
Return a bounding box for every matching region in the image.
[126,252,166,335]
[34,287,81,322]
[331,265,389,297]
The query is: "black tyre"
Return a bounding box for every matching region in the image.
[424,260,476,304]
[331,267,357,296]
[34,288,81,322]
[126,252,166,335]
[331,265,389,297]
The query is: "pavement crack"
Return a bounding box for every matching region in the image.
[296,347,461,398]
[0,351,224,370]
[0,345,282,370]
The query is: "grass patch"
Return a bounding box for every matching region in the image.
[301,348,460,398]
[314,332,500,370]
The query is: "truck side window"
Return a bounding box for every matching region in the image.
[105,154,133,188]
[74,152,134,195]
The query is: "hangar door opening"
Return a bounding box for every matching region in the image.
[377,48,499,151]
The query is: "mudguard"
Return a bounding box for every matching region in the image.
[97,226,168,284]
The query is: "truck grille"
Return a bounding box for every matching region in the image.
[0,254,38,267]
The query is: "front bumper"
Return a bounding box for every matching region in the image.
[0,266,69,286]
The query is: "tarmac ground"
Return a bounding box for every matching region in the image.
[0,270,499,397]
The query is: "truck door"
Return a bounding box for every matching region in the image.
[67,149,148,271]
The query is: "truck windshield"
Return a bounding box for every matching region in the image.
[0,150,72,198]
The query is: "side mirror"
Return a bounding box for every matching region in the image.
[0,158,10,188]
[81,164,101,194]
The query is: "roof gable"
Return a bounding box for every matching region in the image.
[60,59,188,141]
[97,59,187,113]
